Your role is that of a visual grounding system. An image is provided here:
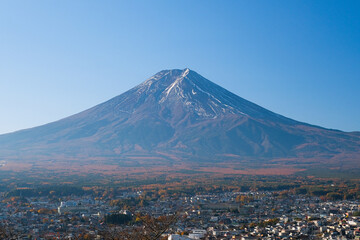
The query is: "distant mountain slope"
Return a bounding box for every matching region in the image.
[0,68,359,171]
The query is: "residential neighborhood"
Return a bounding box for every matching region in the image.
[0,190,359,239]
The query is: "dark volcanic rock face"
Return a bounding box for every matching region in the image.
[0,68,359,169]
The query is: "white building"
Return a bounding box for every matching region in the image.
[168,234,191,240]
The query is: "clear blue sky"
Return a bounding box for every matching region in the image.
[0,0,359,134]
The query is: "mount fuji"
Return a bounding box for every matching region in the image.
[0,69,359,174]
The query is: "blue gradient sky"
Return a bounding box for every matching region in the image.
[0,0,359,133]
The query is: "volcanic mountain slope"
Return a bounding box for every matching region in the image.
[0,68,359,170]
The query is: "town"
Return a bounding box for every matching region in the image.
[0,189,359,239]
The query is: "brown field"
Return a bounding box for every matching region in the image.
[0,158,306,178]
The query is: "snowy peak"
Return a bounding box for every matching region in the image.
[100,68,292,122]
[129,68,276,119]
[141,68,189,87]
[146,69,234,118]
[138,69,260,119]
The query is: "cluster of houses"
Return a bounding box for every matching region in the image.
[0,196,109,239]
[0,190,359,239]
[163,193,360,239]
